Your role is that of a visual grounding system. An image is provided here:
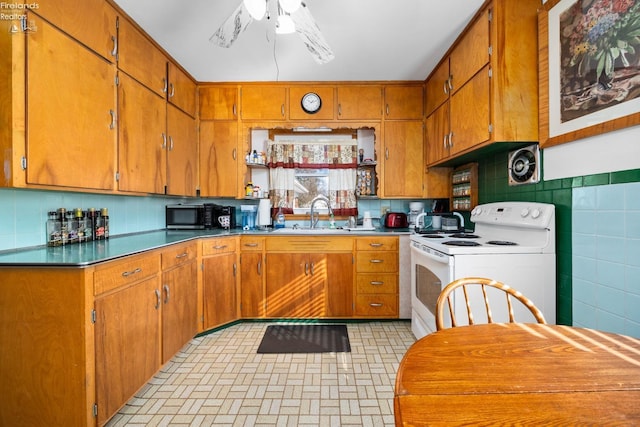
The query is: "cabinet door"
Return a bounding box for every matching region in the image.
[425,59,450,116]
[449,7,490,94]
[117,72,167,194]
[118,17,167,97]
[167,62,196,117]
[27,17,116,190]
[265,252,310,317]
[199,121,238,197]
[166,104,197,196]
[425,103,450,164]
[240,252,264,317]
[35,0,117,62]
[162,260,198,363]
[241,86,287,120]
[384,86,423,120]
[382,121,424,198]
[450,67,491,155]
[203,253,238,329]
[199,86,238,120]
[337,85,382,119]
[95,276,161,426]
[324,253,354,317]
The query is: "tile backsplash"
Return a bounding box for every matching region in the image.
[572,182,640,337]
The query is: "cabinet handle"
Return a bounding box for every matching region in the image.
[213,245,227,250]
[121,267,142,277]
[310,262,315,275]
[233,263,237,277]
[448,75,454,92]
[257,259,262,275]
[109,109,116,130]
[169,82,175,98]
[443,80,448,95]
[175,252,188,259]
[338,104,342,116]
[162,77,168,94]
[244,243,258,247]
[232,148,237,160]
[369,303,383,307]
[443,134,448,149]
[161,133,167,150]
[110,35,118,58]
[385,148,389,160]
[370,281,384,286]
[163,284,170,304]
[369,259,384,263]
[369,243,383,247]
[304,262,309,276]
[449,132,454,148]
[169,136,174,151]
[385,104,390,116]
[281,104,285,117]
[154,289,161,309]
[232,103,237,117]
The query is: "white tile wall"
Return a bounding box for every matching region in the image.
[572,182,640,338]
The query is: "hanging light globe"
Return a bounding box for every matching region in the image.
[279,0,301,14]
[275,13,296,34]
[243,0,267,20]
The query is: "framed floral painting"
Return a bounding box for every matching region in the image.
[539,0,640,147]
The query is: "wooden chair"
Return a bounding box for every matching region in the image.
[435,277,546,331]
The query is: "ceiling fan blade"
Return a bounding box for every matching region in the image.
[291,2,335,64]
[209,1,254,48]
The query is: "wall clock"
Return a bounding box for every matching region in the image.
[301,92,322,114]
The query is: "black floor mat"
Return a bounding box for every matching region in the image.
[257,324,351,354]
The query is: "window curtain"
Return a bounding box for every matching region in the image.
[267,138,358,216]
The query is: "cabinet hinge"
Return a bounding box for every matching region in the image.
[489,124,493,134]
[93,403,98,417]
[488,9,492,22]
[115,74,119,86]
[91,309,96,324]
[488,46,492,57]
[20,156,27,170]
[488,68,493,78]
[115,172,120,182]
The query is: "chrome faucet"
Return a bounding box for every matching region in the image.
[309,195,333,229]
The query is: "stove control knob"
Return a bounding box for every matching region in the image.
[472,207,482,216]
[520,208,530,218]
[531,208,541,219]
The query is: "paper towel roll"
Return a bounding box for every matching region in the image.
[258,199,271,226]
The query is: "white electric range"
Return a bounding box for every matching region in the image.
[409,201,556,339]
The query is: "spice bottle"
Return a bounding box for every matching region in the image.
[75,208,86,243]
[101,208,109,239]
[46,211,62,246]
[86,208,97,241]
[58,208,68,245]
[94,210,105,240]
[67,209,78,244]
[245,181,254,197]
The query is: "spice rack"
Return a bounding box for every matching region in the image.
[451,163,478,211]
[356,162,377,198]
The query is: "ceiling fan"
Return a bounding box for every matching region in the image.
[209,0,335,64]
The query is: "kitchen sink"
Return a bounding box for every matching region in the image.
[270,227,350,234]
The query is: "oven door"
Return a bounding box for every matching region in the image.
[410,241,454,339]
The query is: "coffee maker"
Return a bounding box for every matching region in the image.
[408,202,425,226]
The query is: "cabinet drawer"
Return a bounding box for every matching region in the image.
[161,242,197,270]
[355,295,398,317]
[240,236,264,251]
[356,273,397,294]
[266,236,353,252]
[356,252,398,273]
[202,237,237,256]
[356,237,398,251]
[94,252,160,295]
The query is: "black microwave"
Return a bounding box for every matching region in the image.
[166,204,206,229]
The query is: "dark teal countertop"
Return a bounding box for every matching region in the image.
[0,228,412,266]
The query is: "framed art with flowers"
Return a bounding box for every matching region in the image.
[539,0,640,147]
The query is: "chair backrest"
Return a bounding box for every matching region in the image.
[435,277,546,331]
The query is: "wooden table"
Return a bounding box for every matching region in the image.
[394,323,640,425]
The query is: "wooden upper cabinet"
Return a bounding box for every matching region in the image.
[241,86,287,120]
[384,85,424,120]
[166,104,197,196]
[425,59,451,117]
[118,17,168,97]
[26,15,116,190]
[199,86,238,120]
[167,62,196,117]
[382,121,424,198]
[425,102,450,164]
[449,7,490,95]
[34,0,117,62]
[450,67,491,154]
[289,86,335,120]
[117,73,167,194]
[199,121,238,198]
[337,85,382,120]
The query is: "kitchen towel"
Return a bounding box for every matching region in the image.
[257,324,351,354]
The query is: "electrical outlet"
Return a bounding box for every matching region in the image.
[381,205,391,216]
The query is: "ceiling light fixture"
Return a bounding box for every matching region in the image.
[243,0,267,20]
[279,0,301,14]
[275,12,295,34]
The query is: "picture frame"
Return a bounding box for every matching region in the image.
[539,0,640,147]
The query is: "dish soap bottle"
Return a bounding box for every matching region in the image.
[275,206,286,229]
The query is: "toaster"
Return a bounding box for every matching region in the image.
[384,212,409,228]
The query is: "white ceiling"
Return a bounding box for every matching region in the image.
[112,0,486,83]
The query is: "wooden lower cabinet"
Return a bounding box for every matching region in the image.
[239,236,265,318]
[202,237,238,329]
[355,236,399,317]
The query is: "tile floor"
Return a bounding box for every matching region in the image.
[106,321,416,427]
